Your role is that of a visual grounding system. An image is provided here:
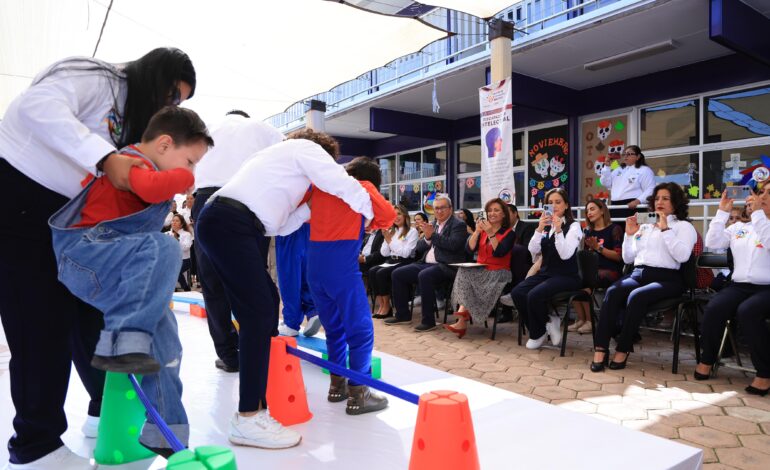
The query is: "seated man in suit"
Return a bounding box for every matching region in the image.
[386,194,468,331]
[499,204,537,322]
[359,229,385,276]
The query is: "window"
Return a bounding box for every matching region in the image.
[423,146,447,177]
[398,151,421,180]
[514,171,525,207]
[397,182,422,212]
[458,140,481,173]
[513,131,524,167]
[457,175,481,210]
[705,86,770,143]
[702,144,770,199]
[640,100,699,150]
[379,156,395,185]
[646,153,699,198]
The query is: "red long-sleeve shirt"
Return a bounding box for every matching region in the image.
[309,180,395,242]
[73,148,194,228]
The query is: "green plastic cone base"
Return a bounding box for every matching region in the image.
[94,372,155,465]
[321,354,381,379]
[167,446,237,470]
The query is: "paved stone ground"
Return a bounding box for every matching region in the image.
[371,309,770,470]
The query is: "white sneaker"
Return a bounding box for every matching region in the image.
[525,333,548,350]
[81,415,99,439]
[499,294,513,307]
[277,322,299,337]
[411,296,422,307]
[546,315,562,346]
[302,316,321,337]
[229,410,301,449]
[6,446,96,469]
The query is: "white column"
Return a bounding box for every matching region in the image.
[488,19,513,83]
[305,99,326,132]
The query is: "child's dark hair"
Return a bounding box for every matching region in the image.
[346,157,381,187]
[287,129,340,160]
[141,106,214,148]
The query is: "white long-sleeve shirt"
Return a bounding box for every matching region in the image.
[168,229,193,260]
[529,221,583,260]
[215,139,373,237]
[600,164,656,203]
[0,57,126,198]
[706,209,770,284]
[623,215,697,269]
[381,227,419,258]
[194,114,284,190]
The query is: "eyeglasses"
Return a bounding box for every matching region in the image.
[434,205,450,211]
[623,152,638,157]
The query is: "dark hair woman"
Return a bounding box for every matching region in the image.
[370,205,420,319]
[0,47,196,464]
[169,214,194,291]
[591,183,697,373]
[509,187,584,350]
[599,144,655,220]
[445,198,514,337]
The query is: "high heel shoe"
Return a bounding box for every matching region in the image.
[454,311,470,320]
[372,308,393,319]
[693,365,711,381]
[745,385,770,396]
[608,352,630,370]
[590,349,609,373]
[444,323,467,339]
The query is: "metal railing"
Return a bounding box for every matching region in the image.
[266,0,626,130]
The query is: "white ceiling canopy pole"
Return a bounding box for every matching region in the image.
[305,100,326,132]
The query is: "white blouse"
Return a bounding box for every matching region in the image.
[600,164,656,203]
[168,229,193,260]
[706,209,770,285]
[623,215,697,269]
[529,221,584,260]
[380,227,419,259]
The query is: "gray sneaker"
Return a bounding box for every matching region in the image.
[302,316,322,337]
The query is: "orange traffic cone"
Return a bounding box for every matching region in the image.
[190,305,207,318]
[266,336,312,426]
[409,390,479,470]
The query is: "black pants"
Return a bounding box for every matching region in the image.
[700,282,770,377]
[369,260,410,296]
[192,190,239,367]
[510,273,581,339]
[595,266,683,352]
[392,262,456,326]
[178,258,191,291]
[0,159,104,463]
[196,200,279,411]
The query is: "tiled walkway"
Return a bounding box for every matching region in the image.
[372,312,770,470]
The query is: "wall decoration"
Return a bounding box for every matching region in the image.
[527,125,569,208]
[580,115,628,203]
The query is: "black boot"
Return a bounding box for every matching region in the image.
[328,374,349,403]
[346,385,388,415]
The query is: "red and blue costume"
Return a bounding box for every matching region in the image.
[306,181,395,382]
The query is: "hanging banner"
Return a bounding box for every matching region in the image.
[479,78,515,204]
[527,125,570,208]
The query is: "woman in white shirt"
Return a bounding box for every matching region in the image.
[600,145,655,219]
[168,214,194,291]
[370,205,419,318]
[695,186,770,395]
[0,48,196,466]
[509,188,584,350]
[591,182,697,372]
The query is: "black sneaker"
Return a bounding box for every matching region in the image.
[384,317,411,325]
[215,358,239,373]
[91,353,161,374]
[414,323,437,332]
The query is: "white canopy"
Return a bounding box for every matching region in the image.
[0,0,448,122]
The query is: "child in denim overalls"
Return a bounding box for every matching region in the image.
[49,106,213,455]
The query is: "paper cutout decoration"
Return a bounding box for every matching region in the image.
[706,184,715,192]
[427,182,435,191]
[714,190,721,197]
[596,177,602,187]
[725,153,746,180]
[413,183,420,193]
[434,181,443,191]
[614,121,625,131]
[536,181,544,190]
[399,184,406,192]
[753,166,770,183]
[610,160,620,170]
[688,186,700,198]
[530,188,538,196]
[466,178,475,188]
[657,169,667,177]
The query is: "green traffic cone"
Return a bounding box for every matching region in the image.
[166,446,237,470]
[93,372,155,465]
